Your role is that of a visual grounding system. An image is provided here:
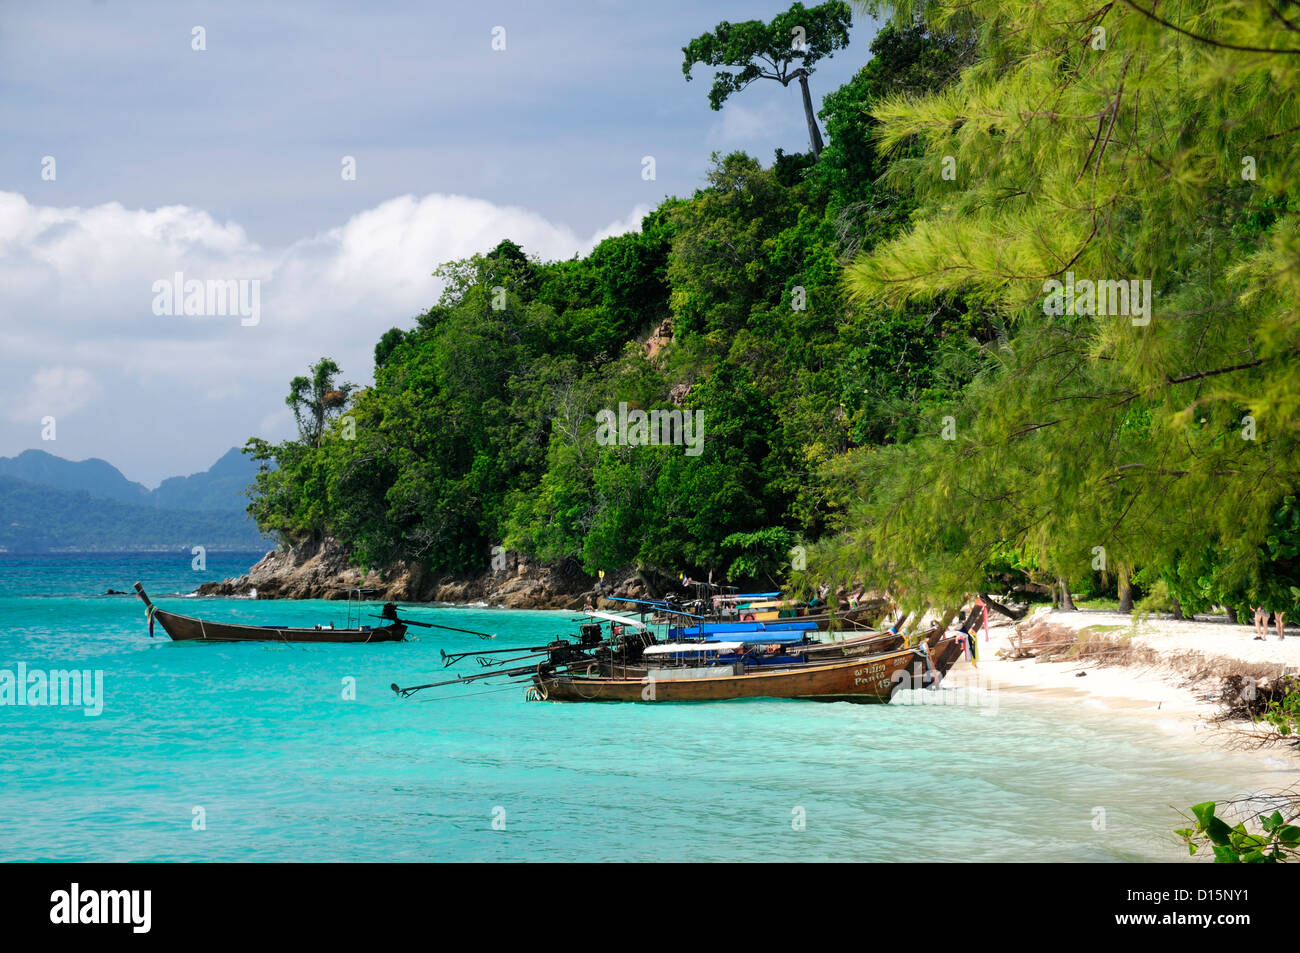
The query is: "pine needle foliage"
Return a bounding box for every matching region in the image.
[820,0,1300,613]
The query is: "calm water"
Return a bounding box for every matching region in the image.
[0,552,1287,862]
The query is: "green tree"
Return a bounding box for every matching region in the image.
[682,1,852,157]
[286,358,354,448]
[814,0,1300,613]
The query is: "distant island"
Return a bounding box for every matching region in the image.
[0,448,269,552]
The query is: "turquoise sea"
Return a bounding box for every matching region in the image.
[0,552,1288,862]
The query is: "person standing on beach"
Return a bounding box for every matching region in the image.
[1254,605,1269,640]
[1275,610,1287,641]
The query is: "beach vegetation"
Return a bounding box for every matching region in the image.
[1176,799,1300,863]
[241,1,1300,616]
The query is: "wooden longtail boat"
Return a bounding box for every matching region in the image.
[536,635,964,703]
[596,629,906,678]
[797,629,905,661]
[790,610,875,631]
[133,583,406,644]
[655,608,874,632]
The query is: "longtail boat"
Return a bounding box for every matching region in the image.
[133,583,407,643]
[610,595,876,632]
[594,629,906,678]
[392,610,965,704]
[534,635,965,703]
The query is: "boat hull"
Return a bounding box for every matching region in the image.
[151,606,406,643]
[133,580,407,644]
[539,636,962,703]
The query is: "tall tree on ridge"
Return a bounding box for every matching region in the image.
[286,358,354,448]
[682,1,852,158]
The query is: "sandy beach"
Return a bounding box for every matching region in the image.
[938,608,1300,772]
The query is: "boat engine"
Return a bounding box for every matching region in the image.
[547,640,587,664]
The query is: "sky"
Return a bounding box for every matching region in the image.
[0,0,879,486]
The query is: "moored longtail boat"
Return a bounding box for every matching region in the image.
[795,629,906,661]
[133,583,407,643]
[535,635,963,703]
[594,628,906,678]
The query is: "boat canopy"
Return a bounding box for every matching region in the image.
[603,597,705,620]
[669,621,817,636]
[720,633,808,645]
[643,641,743,655]
[582,610,648,631]
[711,592,781,603]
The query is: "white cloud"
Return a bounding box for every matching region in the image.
[0,190,645,482]
[7,366,101,423]
[270,193,640,325]
[590,204,652,246]
[0,190,641,345]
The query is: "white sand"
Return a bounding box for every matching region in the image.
[938,608,1300,773]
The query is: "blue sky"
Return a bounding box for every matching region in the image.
[0,1,878,485]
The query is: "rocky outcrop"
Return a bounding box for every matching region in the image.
[644,318,673,361]
[196,537,658,609]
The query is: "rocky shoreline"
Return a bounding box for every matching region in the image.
[195,537,657,609]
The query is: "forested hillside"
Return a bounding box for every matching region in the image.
[243,0,1300,620]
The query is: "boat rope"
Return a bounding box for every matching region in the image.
[415,621,497,640]
[915,641,934,683]
[410,683,526,702]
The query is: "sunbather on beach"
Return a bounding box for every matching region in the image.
[1275,610,1287,641]
[1254,605,1268,640]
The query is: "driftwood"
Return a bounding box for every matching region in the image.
[979,592,1027,621]
[1005,620,1094,660]
[1217,674,1300,722]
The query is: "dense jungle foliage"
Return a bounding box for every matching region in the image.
[245,0,1300,620]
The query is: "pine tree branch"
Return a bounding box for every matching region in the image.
[1266,2,1300,35]
[1120,0,1300,53]
[1165,359,1265,386]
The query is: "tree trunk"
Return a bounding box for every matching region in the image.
[1057,577,1077,611]
[796,72,824,157]
[1118,569,1133,614]
[979,592,1026,620]
[1170,597,1184,620]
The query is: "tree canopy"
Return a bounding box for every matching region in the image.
[683,1,853,156]
[243,2,1300,620]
